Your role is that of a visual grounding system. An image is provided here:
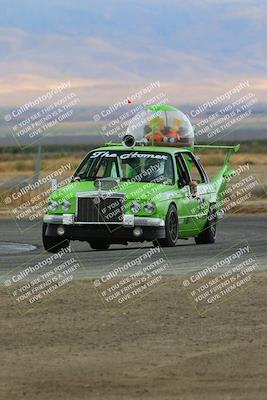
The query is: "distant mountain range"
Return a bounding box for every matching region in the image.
[0,103,266,146]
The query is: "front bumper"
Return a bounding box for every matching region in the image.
[43,214,165,243]
[43,214,165,227]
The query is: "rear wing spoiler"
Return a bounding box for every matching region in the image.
[194,144,240,164]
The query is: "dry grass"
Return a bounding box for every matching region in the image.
[0,156,80,174]
[198,152,267,166]
[0,153,266,211]
[0,160,34,173]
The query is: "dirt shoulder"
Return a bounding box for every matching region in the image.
[0,275,267,400]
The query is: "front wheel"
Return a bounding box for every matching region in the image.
[89,241,110,250]
[195,204,217,244]
[42,223,70,253]
[154,204,178,247]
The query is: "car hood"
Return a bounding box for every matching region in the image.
[50,180,174,202]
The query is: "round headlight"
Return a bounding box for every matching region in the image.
[144,202,155,214]
[48,199,58,211]
[131,200,141,214]
[61,199,71,211]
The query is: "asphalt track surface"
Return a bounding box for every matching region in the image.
[0,215,266,282]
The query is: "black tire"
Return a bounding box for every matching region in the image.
[154,204,178,247]
[42,223,70,253]
[89,241,110,250]
[195,204,217,245]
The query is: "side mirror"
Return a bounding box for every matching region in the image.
[189,180,198,197]
[178,177,187,188]
[72,176,81,182]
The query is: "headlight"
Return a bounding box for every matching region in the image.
[48,199,58,211]
[144,202,155,214]
[61,199,71,211]
[131,200,141,213]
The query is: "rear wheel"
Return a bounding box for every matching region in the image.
[154,204,178,247]
[195,204,217,244]
[42,223,70,253]
[89,241,110,250]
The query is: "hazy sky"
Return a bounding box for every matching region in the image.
[0,0,266,105]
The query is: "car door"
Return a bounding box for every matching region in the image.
[179,152,212,232]
[173,153,200,235]
[174,152,209,236]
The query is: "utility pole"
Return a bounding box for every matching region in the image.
[33,141,41,184]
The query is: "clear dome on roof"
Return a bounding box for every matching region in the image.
[126,104,194,147]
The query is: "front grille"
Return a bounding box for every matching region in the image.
[76,195,124,223]
[77,197,98,222]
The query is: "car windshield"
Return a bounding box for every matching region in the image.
[74,150,174,185]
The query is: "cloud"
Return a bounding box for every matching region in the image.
[0,0,267,107]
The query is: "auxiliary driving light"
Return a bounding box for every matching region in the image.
[144,202,155,214]
[61,199,71,211]
[57,226,65,236]
[133,227,143,237]
[48,199,58,211]
[131,200,141,213]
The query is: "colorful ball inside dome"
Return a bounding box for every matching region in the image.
[125,104,194,147]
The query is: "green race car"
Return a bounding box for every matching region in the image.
[43,105,239,252]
